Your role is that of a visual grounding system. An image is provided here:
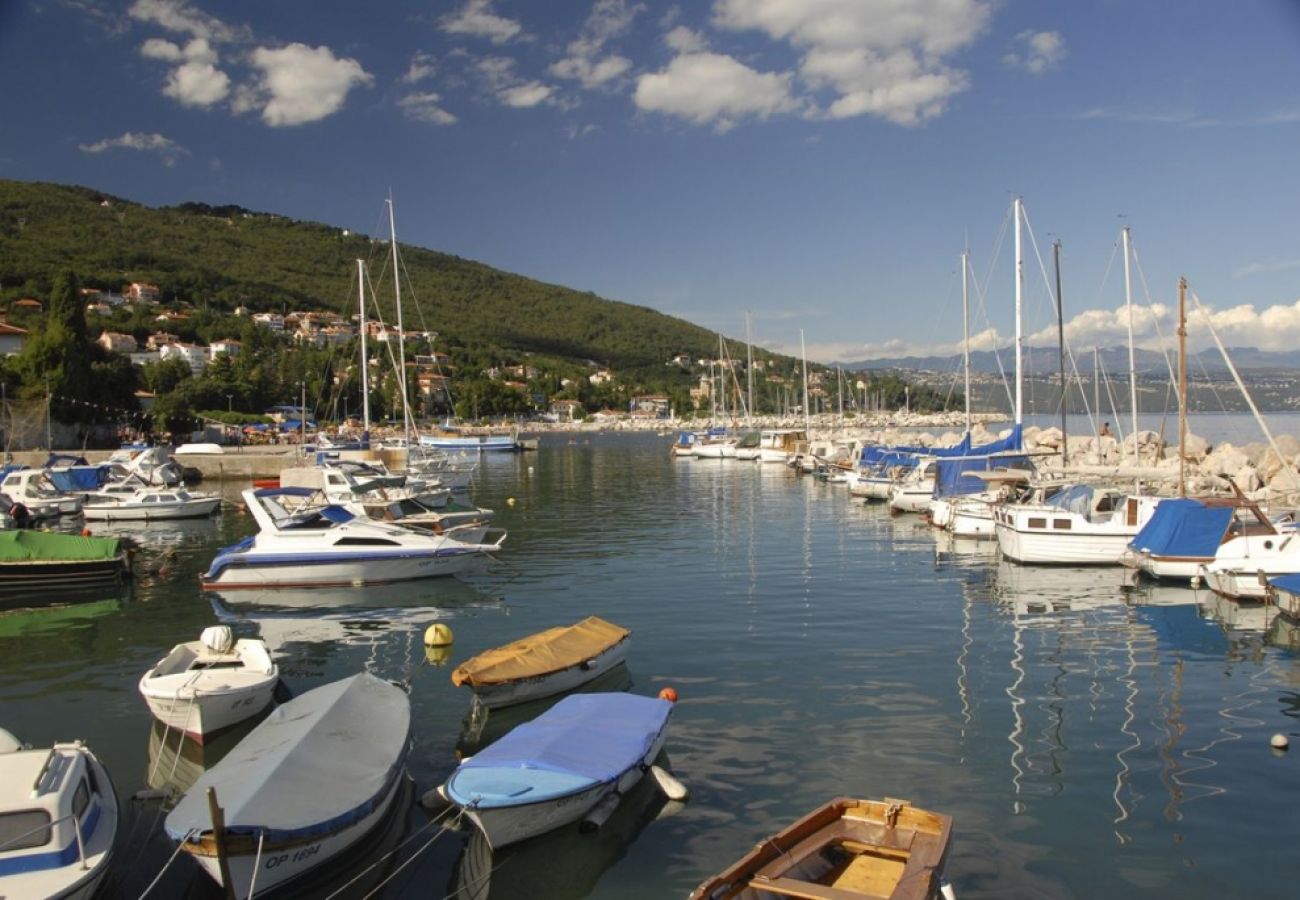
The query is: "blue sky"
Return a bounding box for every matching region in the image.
[4,1,1300,363]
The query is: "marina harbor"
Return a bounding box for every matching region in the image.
[2,426,1298,898]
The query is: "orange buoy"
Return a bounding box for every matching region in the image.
[81,527,92,537]
[658,686,678,703]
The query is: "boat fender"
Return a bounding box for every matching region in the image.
[133,788,173,802]
[649,765,689,801]
[580,792,622,833]
[940,879,957,900]
[658,686,678,703]
[420,783,454,814]
[580,658,596,671]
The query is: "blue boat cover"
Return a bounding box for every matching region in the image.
[449,693,671,807]
[45,463,111,492]
[933,453,1031,499]
[1270,573,1300,595]
[860,425,1023,471]
[1128,499,1233,558]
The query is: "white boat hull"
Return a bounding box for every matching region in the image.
[202,550,486,589]
[83,497,221,521]
[1200,566,1273,601]
[888,485,933,513]
[141,680,276,741]
[996,523,1135,565]
[950,503,995,539]
[189,769,405,900]
[464,728,668,848]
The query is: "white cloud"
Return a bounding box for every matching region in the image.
[1003,29,1066,74]
[401,52,438,85]
[1236,258,1300,278]
[499,81,555,108]
[398,91,457,125]
[246,43,374,126]
[665,25,708,53]
[138,36,230,107]
[550,0,643,89]
[713,0,991,125]
[634,52,799,130]
[78,131,188,166]
[127,0,243,43]
[441,0,523,44]
[139,37,183,61]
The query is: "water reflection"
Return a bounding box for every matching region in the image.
[144,715,262,797]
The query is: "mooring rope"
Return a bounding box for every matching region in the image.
[136,826,198,899]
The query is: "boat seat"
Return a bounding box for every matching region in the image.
[749,874,890,900]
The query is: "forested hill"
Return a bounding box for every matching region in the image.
[0,179,726,371]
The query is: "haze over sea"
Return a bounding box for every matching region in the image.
[2,429,1298,898]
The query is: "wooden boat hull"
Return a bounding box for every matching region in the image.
[690,797,952,900]
[0,555,130,594]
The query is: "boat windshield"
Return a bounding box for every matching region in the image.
[1046,484,1094,517]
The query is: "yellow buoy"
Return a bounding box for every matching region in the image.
[424,622,454,647]
[425,644,453,666]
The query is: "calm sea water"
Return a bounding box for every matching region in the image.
[2,431,1298,899]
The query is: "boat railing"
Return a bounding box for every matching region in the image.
[0,808,91,870]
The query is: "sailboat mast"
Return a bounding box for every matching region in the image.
[1178,276,1188,497]
[1053,240,1068,466]
[746,312,755,425]
[1122,226,1138,465]
[1014,197,1023,425]
[387,195,411,449]
[961,250,971,434]
[357,259,371,434]
[800,330,810,430]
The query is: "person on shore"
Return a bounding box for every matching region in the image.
[1099,421,1113,438]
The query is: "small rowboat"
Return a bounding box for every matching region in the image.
[690,797,954,900]
[138,626,279,742]
[165,672,410,900]
[444,692,673,848]
[451,616,630,709]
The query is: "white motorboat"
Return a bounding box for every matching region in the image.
[0,729,118,900]
[280,461,450,510]
[165,673,410,900]
[1122,497,1280,585]
[994,484,1162,566]
[138,626,279,742]
[0,469,82,518]
[443,692,673,848]
[757,429,806,464]
[199,487,505,590]
[1199,538,1300,600]
[888,459,938,513]
[82,484,221,521]
[451,616,631,709]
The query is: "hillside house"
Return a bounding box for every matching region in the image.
[126,282,160,304]
[98,331,137,354]
[147,332,179,350]
[0,323,27,356]
[549,399,583,421]
[630,395,670,418]
[159,342,208,373]
[209,338,241,359]
[252,313,284,332]
[589,369,615,386]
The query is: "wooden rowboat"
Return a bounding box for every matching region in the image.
[690,797,953,900]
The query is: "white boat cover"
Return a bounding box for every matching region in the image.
[164,673,409,842]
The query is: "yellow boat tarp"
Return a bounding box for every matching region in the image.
[451,616,629,687]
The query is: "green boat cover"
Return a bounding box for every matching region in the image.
[0,530,121,562]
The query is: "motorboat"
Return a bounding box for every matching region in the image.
[442,692,674,848]
[199,487,505,590]
[994,484,1162,566]
[451,616,631,709]
[0,530,131,598]
[279,460,450,510]
[888,459,938,513]
[82,484,221,521]
[757,429,806,464]
[0,729,118,900]
[689,797,953,900]
[0,469,82,518]
[138,626,279,742]
[164,672,410,900]
[1122,496,1279,585]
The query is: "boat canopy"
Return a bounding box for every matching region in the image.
[0,531,120,562]
[43,455,111,492]
[1045,484,1096,517]
[165,673,409,843]
[859,426,1023,469]
[452,693,671,797]
[452,617,629,687]
[933,455,1031,499]
[1270,573,1300,596]
[1128,498,1234,558]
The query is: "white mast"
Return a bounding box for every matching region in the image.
[800,329,810,429]
[1014,197,1023,425]
[1122,225,1139,465]
[357,259,371,434]
[962,249,971,435]
[745,312,755,425]
[387,194,412,449]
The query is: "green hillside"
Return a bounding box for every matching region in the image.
[0,179,725,370]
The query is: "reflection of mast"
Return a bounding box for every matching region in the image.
[1006,611,1027,812]
[1159,657,1187,823]
[1112,608,1141,843]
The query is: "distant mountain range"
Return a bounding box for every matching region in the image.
[842,345,1300,375]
